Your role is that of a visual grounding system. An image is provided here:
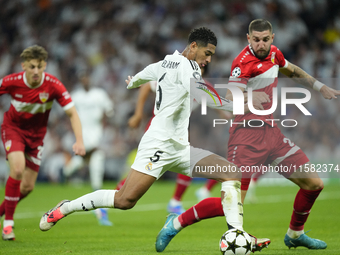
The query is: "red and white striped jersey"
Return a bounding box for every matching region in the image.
[0,71,74,136]
[228,44,288,132]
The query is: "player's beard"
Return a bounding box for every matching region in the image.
[254,48,270,60]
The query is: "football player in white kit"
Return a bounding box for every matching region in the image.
[39,27,269,253]
[63,72,114,226]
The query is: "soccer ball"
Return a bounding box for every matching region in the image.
[219,229,252,255]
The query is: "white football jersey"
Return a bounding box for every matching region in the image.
[72,87,114,150]
[128,50,233,145]
[149,81,157,92]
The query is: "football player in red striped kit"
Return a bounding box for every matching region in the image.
[0,45,85,240]
[228,19,339,249]
[155,19,340,252]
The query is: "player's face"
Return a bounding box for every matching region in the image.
[190,42,216,68]
[22,59,47,87]
[247,30,274,59]
[80,75,90,90]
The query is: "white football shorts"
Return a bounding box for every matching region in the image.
[131,135,213,179]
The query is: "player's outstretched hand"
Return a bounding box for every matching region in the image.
[251,92,270,110]
[73,142,86,156]
[320,85,340,100]
[125,76,133,85]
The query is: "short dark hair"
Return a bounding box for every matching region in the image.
[249,19,273,34]
[20,45,48,62]
[188,27,217,47]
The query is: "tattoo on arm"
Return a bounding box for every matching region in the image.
[287,63,316,89]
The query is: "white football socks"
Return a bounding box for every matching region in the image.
[89,150,106,190]
[172,216,183,230]
[287,228,304,239]
[3,220,14,228]
[169,198,182,206]
[221,180,243,230]
[60,190,117,215]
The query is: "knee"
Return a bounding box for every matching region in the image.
[116,200,137,210]
[20,183,35,194]
[10,166,24,180]
[302,178,324,191]
[311,179,324,190]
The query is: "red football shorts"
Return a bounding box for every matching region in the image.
[227,125,309,190]
[1,124,44,172]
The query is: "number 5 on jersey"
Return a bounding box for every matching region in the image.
[150,151,163,162]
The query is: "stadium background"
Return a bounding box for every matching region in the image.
[0,0,340,184]
[0,1,340,254]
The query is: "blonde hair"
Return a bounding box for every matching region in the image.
[20,45,48,62]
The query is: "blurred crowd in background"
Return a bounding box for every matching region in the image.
[1,0,340,185]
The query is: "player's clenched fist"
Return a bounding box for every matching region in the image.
[73,142,86,156]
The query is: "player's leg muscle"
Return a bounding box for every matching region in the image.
[289,176,324,190]
[20,167,38,196]
[288,163,324,190]
[193,154,241,181]
[8,151,26,180]
[114,169,156,210]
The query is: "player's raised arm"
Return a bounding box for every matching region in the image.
[65,106,86,156]
[126,62,160,89]
[280,61,340,100]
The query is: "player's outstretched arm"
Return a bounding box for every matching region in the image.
[65,106,86,156]
[280,61,340,100]
[126,62,160,89]
[128,83,152,128]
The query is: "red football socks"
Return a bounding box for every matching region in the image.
[289,188,323,231]
[173,174,191,201]
[116,178,126,190]
[178,197,224,227]
[4,177,21,220]
[0,191,28,217]
[0,200,5,217]
[205,179,218,191]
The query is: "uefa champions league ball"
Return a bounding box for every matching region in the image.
[219,229,252,255]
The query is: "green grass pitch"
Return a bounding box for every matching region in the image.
[1,179,339,254]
